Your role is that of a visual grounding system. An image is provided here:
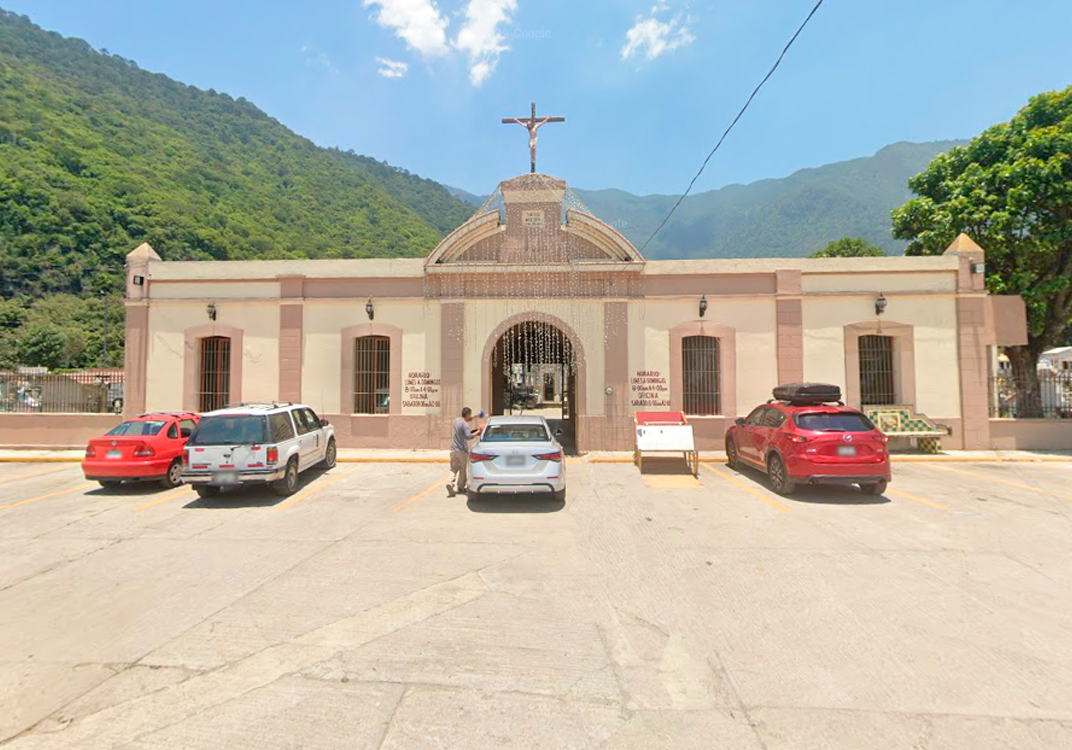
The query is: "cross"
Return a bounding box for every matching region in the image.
[502,101,565,174]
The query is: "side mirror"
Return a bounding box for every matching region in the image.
[320,419,330,427]
[734,417,745,427]
[180,429,192,439]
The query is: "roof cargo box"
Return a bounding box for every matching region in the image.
[772,382,842,405]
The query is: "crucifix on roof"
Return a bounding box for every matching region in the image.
[502,101,565,174]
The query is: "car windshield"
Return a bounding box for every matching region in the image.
[795,413,875,432]
[481,424,549,442]
[188,415,268,445]
[107,420,166,436]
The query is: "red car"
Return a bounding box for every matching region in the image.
[725,385,890,496]
[82,413,200,489]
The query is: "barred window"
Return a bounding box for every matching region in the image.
[682,336,721,415]
[198,336,231,412]
[859,335,895,405]
[354,336,390,414]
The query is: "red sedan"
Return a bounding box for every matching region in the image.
[725,386,890,496]
[82,413,200,489]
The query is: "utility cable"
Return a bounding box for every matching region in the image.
[640,0,827,253]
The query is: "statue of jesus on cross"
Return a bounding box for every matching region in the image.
[502,101,565,174]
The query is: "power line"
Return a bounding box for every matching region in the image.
[640,0,827,254]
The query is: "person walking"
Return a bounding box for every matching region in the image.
[447,407,483,497]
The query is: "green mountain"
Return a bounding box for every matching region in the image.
[449,141,965,258]
[573,141,965,258]
[0,8,473,303]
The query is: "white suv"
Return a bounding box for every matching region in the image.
[181,402,336,498]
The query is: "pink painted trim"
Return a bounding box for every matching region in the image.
[776,298,804,384]
[123,304,149,417]
[279,305,303,403]
[842,321,915,409]
[183,324,245,412]
[669,321,736,419]
[340,322,403,416]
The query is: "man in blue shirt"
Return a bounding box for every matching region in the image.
[447,407,483,497]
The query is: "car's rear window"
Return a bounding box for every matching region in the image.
[107,420,166,436]
[481,424,549,442]
[188,415,268,445]
[795,413,875,432]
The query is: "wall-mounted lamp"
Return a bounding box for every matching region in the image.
[875,293,887,317]
[699,295,708,318]
[972,262,985,275]
[207,302,217,321]
[131,275,145,286]
[365,298,375,321]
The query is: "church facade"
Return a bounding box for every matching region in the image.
[122,172,1027,452]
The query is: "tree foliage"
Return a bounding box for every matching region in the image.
[892,85,1072,416]
[810,237,886,258]
[0,9,473,362]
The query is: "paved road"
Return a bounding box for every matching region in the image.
[1,458,1071,749]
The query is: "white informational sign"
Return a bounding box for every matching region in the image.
[634,424,695,452]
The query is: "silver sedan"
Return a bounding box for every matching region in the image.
[467,415,566,501]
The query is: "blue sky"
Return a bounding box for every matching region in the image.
[5,0,1072,195]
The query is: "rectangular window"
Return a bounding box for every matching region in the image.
[198,336,231,412]
[682,336,721,415]
[354,336,390,414]
[859,335,896,405]
[269,412,296,442]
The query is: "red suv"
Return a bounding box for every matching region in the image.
[725,385,890,496]
[82,412,200,489]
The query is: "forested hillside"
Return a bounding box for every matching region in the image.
[0,9,472,302]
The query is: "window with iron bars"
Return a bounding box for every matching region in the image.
[682,336,721,415]
[354,336,390,414]
[198,336,231,412]
[859,335,895,405]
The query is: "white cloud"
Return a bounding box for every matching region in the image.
[621,4,694,62]
[453,0,518,86]
[363,0,450,57]
[376,56,409,78]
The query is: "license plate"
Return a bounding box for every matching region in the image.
[214,472,238,484]
[106,450,122,459]
[837,445,857,457]
[506,455,526,467]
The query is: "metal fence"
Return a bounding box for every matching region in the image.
[0,370,125,414]
[990,371,1072,419]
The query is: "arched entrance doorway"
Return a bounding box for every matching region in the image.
[483,316,583,454]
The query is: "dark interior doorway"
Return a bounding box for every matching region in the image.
[489,321,577,453]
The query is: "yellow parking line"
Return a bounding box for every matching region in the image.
[0,466,72,486]
[0,482,96,511]
[274,468,357,511]
[929,464,1072,502]
[132,486,195,512]
[390,475,453,514]
[886,487,947,511]
[701,463,791,514]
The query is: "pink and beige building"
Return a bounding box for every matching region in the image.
[121,173,1033,452]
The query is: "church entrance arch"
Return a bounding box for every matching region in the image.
[481,312,586,454]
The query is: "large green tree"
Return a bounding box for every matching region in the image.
[810,237,886,258]
[892,86,1072,417]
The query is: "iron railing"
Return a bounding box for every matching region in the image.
[0,370,125,413]
[990,372,1072,419]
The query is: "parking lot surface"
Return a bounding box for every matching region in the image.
[1,458,1072,749]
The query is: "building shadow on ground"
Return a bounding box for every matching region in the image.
[466,493,565,514]
[637,456,696,476]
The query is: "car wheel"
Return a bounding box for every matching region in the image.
[861,480,888,496]
[273,459,299,496]
[160,459,183,489]
[322,438,337,469]
[725,437,739,470]
[553,488,566,503]
[97,480,121,490]
[767,454,796,496]
[195,485,220,498]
